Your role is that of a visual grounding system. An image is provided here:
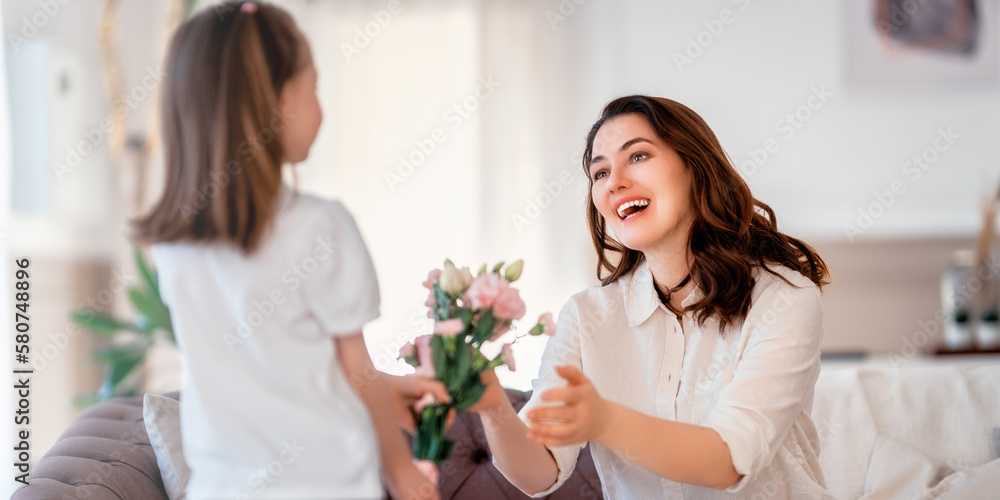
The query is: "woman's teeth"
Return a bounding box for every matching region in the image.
[617,199,650,219]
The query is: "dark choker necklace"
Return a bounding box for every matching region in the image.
[656,273,691,306]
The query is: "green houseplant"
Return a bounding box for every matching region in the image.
[72,247,174,404]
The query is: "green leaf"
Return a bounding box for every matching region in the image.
[95,340,147,401]
[129,288,172,335]
[492,261,505,274]
[71,311,131,336]
[430,335,448,385]
[529,322,545,335]
[134,246,160,299]
[451,342,471,393]
[473,309,496,344]
[454,379,486,413]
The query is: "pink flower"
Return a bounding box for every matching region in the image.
[501,344,516,372]
[538,312,556,336]
[465,274,504,311]
[433,318,465,336]
[423,269,442,290]
[493,285,526,321]
[414,334,435,378]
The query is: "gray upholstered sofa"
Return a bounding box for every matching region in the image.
[10,390,604,500]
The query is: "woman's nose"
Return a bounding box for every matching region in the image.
[607,167,629,193]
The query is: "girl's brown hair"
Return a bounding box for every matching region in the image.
[132,1,304,255]
[582,95,830,331]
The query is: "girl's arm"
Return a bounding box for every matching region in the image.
[337,333,440,500]
[526,365,740,489]
[469,370,561,495]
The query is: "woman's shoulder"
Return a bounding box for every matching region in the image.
[748,263,823,315]
[561,276,629,320]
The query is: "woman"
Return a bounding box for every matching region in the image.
[470,95,834,499]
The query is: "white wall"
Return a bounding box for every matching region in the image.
[559,0,999,243]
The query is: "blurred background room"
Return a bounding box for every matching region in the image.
[2,0,999,496]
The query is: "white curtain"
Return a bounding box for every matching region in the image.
[282,0,600,389]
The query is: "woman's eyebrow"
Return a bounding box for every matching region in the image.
[591,137,654,166]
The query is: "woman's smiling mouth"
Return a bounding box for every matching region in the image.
[614,197,651,220]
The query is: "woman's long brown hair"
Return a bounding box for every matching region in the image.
[132,1,304,255]
[583,95,830,331]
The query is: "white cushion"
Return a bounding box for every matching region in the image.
[143,393,189,500]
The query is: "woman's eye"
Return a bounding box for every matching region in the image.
[593,171,608,181]
[631,152,648,163]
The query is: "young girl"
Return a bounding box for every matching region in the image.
[471,96,835,499]
[134,3,441,499]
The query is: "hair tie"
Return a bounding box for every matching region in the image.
[241,2,258,14]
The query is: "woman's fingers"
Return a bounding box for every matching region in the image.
[554,365,588,385]
[540,386,582,405]
[528,420,579,445]
[527,405,576,423]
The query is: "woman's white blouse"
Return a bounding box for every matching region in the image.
[500,259,835,499]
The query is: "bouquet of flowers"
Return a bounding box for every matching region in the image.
[399,259,555,468]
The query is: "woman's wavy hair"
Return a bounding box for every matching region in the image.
[582,95,830,331]
[132,1,304,255]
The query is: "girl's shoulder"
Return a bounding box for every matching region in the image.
[279,188,358,235]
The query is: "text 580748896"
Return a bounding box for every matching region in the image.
[12,258,32,485]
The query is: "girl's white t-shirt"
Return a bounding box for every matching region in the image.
[151,185,383,500]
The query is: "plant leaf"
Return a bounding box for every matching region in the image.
[134,246,160,299]
[71,311,131,336]
[492,261,505,274]
[129,288,172,335]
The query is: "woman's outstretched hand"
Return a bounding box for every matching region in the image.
[525,365,615,447]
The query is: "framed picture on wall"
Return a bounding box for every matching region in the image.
[846,0,999,87]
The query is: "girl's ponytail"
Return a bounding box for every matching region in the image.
[133,1,304,255]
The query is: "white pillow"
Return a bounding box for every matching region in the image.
[143,393,190,500]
